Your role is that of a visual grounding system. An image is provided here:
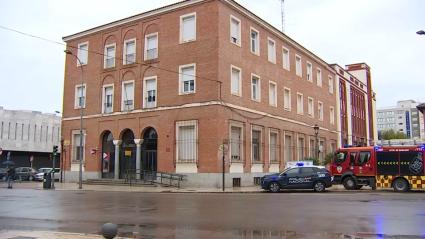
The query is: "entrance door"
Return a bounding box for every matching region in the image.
[120,129,136,179]
[141,127,157,178]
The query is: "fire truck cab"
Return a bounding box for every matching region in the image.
[330,145,425,192]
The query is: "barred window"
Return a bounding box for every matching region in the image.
[72,132,85,162]
[285,135,293,162]
[230,126,243,162]
[298,137,305,161]
[269,131,279,163]
[252,129,261,163]
[176,121,197,163]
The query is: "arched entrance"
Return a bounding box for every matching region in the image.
[141,127,157,172]
[120,129,136,179]
[101,131,115,178]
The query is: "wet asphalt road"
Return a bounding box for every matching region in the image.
[0,188,424,238]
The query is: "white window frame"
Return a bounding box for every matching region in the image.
[330,106,335,125]
[77,42,88,66]
[103,43,116,69]
[180,12,197,43]
[282,46,290,71]
[306,61,313,82]
[179,63,196,95]
[229,121,244,163]
[269,81,277,107]
[176,120,198,163]
[328,75,334,94]
[283,87,291,111]
[317,68,322,87]
[144,32,158,60]
[297,92,304,115]
[102,84,114,114]
[295,55,302,77]
[123,38,136,65]
[121,80,135,111]
[74,84,86,109]
[251,125,263,163]
[230,15,241,46]
[251,73,261,102]
[269,129,279,164]
[267,37,276,64]
[318,101,324,121]
[143,76,157,108]
[71,130,86,163]
[230,65,242,96]
[307,97,314,118]
[250,27,260,55]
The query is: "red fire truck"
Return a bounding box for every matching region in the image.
[330,145,425,192]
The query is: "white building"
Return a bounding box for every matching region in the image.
[377,100,424,139]
[0,106,61,168]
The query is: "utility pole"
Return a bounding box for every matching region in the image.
[280,0,285,33]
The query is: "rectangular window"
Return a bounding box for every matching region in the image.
[176,120,197,163]
[251,74,261,101]
[298,137,305,161]
[308,97,314,117]
[104,43,116,68]
[122,81,134,111]
[330,106,335,125]
[297,93,303,114]
[282,47,290,70]
[295,55,302,77]
[231,65,242,96]
[269,131,278,163]
[252,129,261,163]
[102,85,114,114]
[284,88,291,111]
[309,138,315,158]
[285,134,293,161]
[328,76,334,94]
[144,77,157,108]
[230,15,241,46]
[317,68,322,87]
[145,33,158,60]
[306,62,313,82]
[72,132,85,162]
[230,125,243,162]
[269,81,277,107]
[180,13,196,43]
[74,84,86,109]
[179,64,196,94]
[123,39,136,65]
[267,38,276,63]
[318,101,324,121]
[250,28,260,55]
[77,42,88,65]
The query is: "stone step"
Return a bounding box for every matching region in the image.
[83,179,156,187]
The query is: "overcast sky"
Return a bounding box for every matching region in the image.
[0,0,424,114]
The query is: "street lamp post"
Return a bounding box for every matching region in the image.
[313,124,320,162]
[64,49,84,189]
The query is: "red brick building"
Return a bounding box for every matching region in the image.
[62,0,356,187]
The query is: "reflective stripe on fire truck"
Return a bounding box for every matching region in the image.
[376,175,425,189]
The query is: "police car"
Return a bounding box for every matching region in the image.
[261,163,333,192]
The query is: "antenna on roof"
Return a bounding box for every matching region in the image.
[280,0,285,33]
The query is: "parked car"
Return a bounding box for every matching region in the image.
[15,167,37,181]
[0,168,7,180]
[34,168,61,181]
[261,164,334,193]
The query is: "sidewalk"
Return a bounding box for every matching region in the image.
[3,181,351,193]
[0,230,128,239]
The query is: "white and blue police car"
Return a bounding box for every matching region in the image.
[260,162,333,192]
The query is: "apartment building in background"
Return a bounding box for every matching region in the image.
[0,106,61,168]
[331,63,377,147]
[61,0,373,187]
[377,100,424,140]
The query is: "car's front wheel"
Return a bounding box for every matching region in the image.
[393,178,409,192]
[268,182,280,193]
[343,177,357,190]
[313,181,326,192]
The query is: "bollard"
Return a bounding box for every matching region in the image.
[101,223,118,239]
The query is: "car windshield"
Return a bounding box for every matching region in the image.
[38,168,51,173]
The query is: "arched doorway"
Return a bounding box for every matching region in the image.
[120,129,136,179]
[141,127,157,172]
[101,131,115,178]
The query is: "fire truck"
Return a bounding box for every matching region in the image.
[330,145,425,192]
